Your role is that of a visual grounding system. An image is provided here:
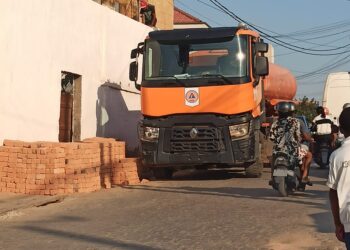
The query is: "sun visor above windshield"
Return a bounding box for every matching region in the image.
[149,27,239,44]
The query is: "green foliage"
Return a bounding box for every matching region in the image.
[296,96,319,123]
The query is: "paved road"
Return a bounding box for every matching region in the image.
[0,166,345,250]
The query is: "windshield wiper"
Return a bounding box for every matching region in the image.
[174,73,192,79]
[201,73,231,84]
[161,75,186,86]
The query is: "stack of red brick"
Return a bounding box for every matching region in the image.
[112,158,141,186]
[82,137,132,188]
[0,138,141,195]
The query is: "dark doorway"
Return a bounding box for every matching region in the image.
[59,71,82,142]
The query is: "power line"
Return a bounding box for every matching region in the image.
[176,0,225,27]
[275,33,350,57]
[208,0,350,55]
[296,54,350,80]
[193,0,350,49]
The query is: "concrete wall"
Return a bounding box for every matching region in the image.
[0,0,151,154]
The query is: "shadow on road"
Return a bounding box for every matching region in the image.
[15,225,160,250]
[18,215,89,224]
[171,168,247,181]
[124,183,334,234]
[309,211,334,233]
[124,184,325,208]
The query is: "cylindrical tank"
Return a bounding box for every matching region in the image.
[264,63,297,100]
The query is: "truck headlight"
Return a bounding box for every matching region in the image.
[229,123,249,138]
[139,126,159,141]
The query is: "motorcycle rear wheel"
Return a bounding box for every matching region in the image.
[277,177,288,197]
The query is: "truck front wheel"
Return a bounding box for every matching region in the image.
[245,160,263,178]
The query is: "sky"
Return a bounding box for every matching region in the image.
[174,0,350,103]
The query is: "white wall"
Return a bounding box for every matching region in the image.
[0,0,151,153]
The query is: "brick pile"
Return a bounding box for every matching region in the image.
[112,158,141,186]
[82,138,126,189]
[0,138,140,196]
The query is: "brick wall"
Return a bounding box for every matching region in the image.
[0,138,141,195]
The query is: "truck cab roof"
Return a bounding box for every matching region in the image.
[149,27,239,43]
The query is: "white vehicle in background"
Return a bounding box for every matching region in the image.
[322,72,350,121]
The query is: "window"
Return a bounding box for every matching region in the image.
[144,36,249,81]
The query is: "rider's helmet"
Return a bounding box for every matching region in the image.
[343,103,350,110]
[275,101,296,114]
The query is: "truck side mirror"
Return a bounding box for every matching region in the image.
[131,42,144,59]
[255,56,269,76]
[129,61,138,81]
[131,48,138,59]
[129,61,141,91]
[255,42,269,54]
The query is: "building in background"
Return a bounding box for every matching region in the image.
[92,0,174,30]
[174,6,209,29]
[0,0,153,155]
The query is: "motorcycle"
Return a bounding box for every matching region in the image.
[270,152,311,197]
[313,136,332,169]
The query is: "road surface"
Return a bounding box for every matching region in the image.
[0,166,345,249]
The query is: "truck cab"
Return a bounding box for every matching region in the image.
[130,27,269,177]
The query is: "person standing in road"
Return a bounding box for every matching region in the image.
[327,107,350,249]
[335,103,350,147]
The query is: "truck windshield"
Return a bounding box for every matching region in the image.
[144,36,249,82]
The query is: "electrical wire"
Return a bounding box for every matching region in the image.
[175,0,350,80]
[176,0,225,27]
[208,0,350,55]
[296,54,350,80]
[275,33,350,57]
[187,0,350,49]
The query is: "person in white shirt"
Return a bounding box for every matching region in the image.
[312,107,337,164]
[327,107,350,248]
[337,103,350,145]
[312,106,334,137]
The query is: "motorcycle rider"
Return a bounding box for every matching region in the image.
[270,101,313,184]
[312,106,337,165]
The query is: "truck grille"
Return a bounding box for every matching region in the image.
[170,126,224,153]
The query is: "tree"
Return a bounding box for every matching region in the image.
[296,96,319,123]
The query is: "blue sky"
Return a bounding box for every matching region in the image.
[174,0,350,102]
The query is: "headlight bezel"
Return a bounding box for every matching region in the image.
[229,122,250,139]
[138,126,160,142]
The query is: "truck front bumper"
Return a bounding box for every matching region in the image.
[139,114,260,167]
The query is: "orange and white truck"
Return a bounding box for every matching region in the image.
[129,26,295,178]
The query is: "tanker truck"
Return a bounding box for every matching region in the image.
[129,26,296,178]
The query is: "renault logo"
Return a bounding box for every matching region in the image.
[190,128,198,139]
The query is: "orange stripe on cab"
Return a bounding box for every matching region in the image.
[141,83,258,117]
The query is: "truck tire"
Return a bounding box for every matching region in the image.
[245,160,263,178]
[152,168,174,180]
[137,164,153,180]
